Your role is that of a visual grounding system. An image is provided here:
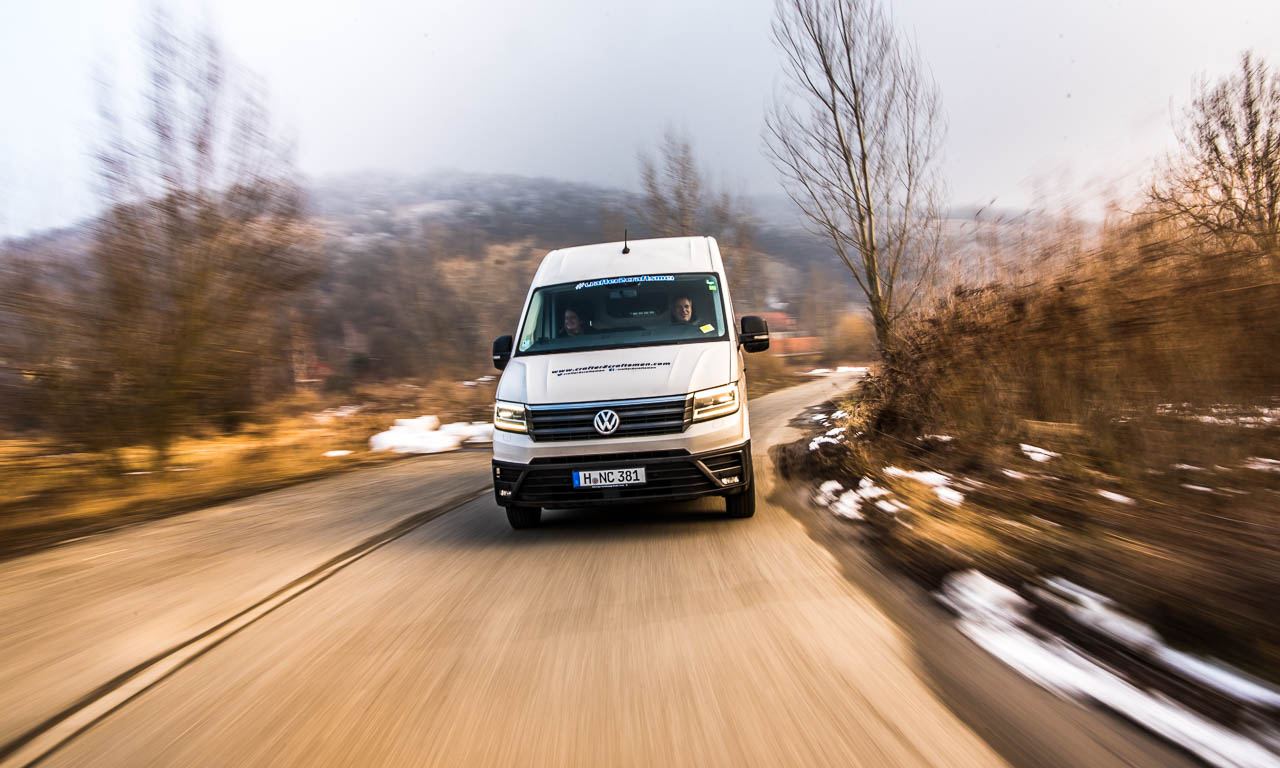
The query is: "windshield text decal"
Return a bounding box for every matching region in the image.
[574,275,675,290]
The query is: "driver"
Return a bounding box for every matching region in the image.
[669,295,693,325]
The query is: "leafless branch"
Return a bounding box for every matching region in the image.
[765,0,945,356]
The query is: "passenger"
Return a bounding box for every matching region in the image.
[669,295,694,325]
[560,306,589,337]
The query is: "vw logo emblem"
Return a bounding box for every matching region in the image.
[593,409,620,435]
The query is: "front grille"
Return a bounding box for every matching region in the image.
[526,395,692,442]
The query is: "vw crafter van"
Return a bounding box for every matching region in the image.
[490,236,770,529]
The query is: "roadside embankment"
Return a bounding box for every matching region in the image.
[776,228,1280,767]
[778,391,1280,768]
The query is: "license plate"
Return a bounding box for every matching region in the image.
[573,467,647,488]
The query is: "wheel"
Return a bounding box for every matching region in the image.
[725,483,756,518]
[506,505,542,529]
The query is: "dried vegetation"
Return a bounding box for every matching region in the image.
[788,53,1280,679]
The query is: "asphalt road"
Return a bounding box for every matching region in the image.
[0,373,1195,767]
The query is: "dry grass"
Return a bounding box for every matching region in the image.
[0,377,498,560]
[745,353,805,398]
[788,219,1280,679]
[822,313,878,365]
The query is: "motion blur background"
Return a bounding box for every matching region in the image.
[1,1,1278,763]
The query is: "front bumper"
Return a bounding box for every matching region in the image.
[491,441,752,508]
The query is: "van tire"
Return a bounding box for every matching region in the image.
[506,505,542,529]
[725,485,755,518]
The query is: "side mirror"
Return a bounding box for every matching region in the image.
[739,316,769,353]
[492,335,513,370]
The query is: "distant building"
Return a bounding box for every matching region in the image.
[758,311,798,332]
[755,311,820,358]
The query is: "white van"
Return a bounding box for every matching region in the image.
[490,236,770,529]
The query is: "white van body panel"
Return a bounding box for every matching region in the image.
[491,236,757,509]
[529,236,718,287]
[496,341,738,405]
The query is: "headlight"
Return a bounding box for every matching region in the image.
[691,383,739,422]
[493,400,528,433]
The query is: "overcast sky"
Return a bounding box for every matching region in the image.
[3,0,1279,237]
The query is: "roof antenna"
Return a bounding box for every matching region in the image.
[622,229,630,255]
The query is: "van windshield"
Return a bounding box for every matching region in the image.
[515,273,729,356]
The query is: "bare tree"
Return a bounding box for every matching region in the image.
[637,129,765,311]
[1150,52,1280,262]
[765,0,945,357]
[23,11,317,464]
[638,130,704,238]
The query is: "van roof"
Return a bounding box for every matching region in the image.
[532,236,722,286]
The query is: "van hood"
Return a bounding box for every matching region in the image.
[498,342,736,404]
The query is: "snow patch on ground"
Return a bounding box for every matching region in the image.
[1158,652,1280,710]
[806,368,833,375]
[1020,444,1060,462]
[1097,490,1135,504]
[884,466,964,506]
[1038,578,1160,648]
[322,450,352,458]
[857,478,889,499]
[831,491,863,519]
[1041,578,1280,712]
[941,571,1280,768]
[1002,468,1027,480]
[814,477,900,520]
[835,366,869,373]
[884,466,949,486]
[1196,415,1275,428]
[1244,457,1280,473]
[370,417,494,454]
[813,480,844,507]
[813,482,863,519]
[1157,403,1279,429]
